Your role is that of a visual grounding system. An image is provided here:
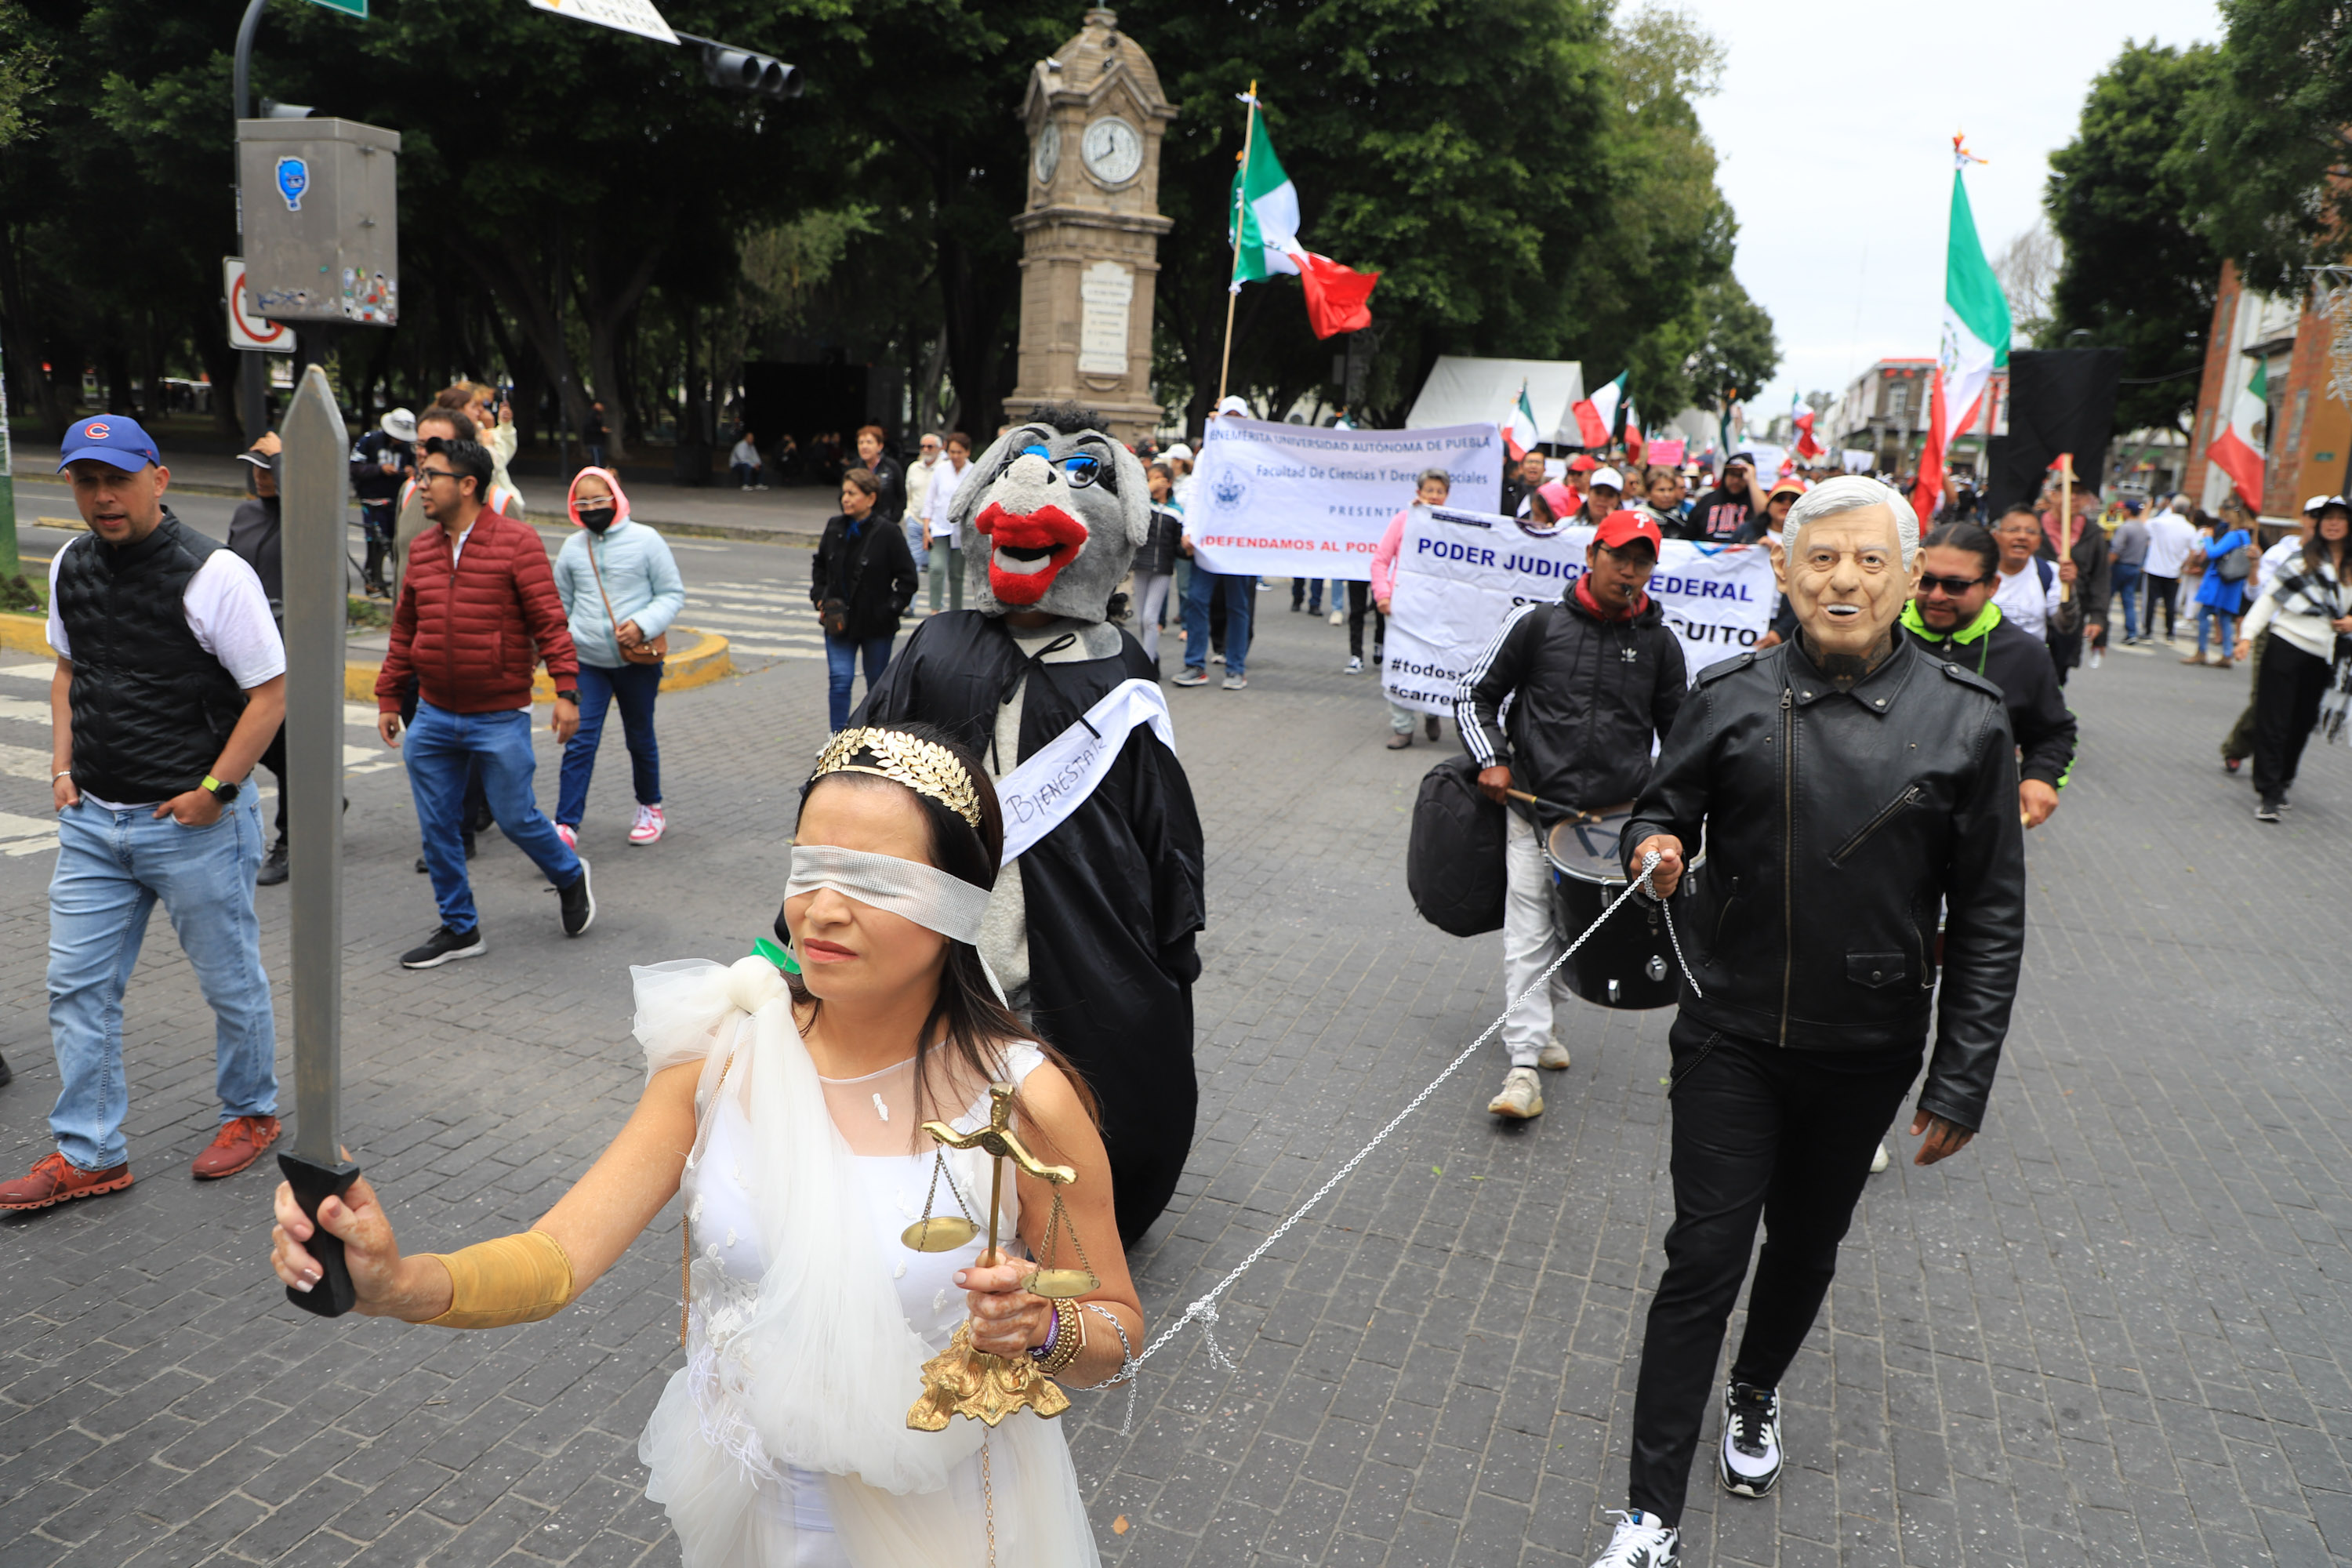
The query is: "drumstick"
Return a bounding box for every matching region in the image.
[1504,788,1600,822]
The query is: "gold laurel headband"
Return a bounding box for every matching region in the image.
[812,728,983,827]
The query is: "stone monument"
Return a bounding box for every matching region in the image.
[1007,9,1175,445]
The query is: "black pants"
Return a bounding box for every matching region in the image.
[2143,574,2180,638]
[2252,634,2333,802]
[1627,1015,1923,1524]
[260,725,289,841]
[1345,581,1384,659]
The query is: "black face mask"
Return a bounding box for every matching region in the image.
[578,504,615,534]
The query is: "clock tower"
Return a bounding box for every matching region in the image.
[1006,9,1175,445]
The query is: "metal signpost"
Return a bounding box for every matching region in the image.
[275,365,361,1317]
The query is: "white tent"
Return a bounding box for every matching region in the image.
[1406,356,1588,444]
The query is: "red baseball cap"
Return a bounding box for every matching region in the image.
[1595,509,1663,553]
[1567,453,1599,472]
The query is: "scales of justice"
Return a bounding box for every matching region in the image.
[902,1082,1102,1431]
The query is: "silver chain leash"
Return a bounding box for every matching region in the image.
[1092,851,1693,1395]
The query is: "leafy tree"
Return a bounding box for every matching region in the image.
[2172,0,2350,293]
[2045,40,2217,434]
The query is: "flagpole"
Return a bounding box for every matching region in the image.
[1216,81,1258,408]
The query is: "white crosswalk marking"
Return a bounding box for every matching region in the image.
[681,579,830,659]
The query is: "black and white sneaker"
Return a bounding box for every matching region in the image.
[2256,798,2281,823]
[401,925,485,969]
[559,858,595,936]
[1588,1508,1679,1566]
[1719,1381,1784,1497]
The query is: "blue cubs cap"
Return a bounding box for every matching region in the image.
[58,416,161,473]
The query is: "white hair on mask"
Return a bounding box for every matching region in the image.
[1784,475,1920,567]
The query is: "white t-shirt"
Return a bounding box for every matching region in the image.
[2256,535,2303,596]
[1992,558,2061,640]
[730,437,760,467]
[924,459,971,539]
[2142,514,2196,577]
[48,539,289,811]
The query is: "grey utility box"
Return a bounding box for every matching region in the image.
[237,118,401,325]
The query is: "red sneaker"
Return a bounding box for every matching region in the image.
[0,1151,134,1211]
[191,1115,281,1180]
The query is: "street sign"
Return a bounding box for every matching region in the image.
[528,0,678,45]
[277,364,361,1319]
[303,0,367,15]
[224,259,296,353]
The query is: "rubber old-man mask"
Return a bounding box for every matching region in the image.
[952,405,1150,621]
[1774,495,1920,662]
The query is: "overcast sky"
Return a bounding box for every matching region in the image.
[1679,0,2223,423]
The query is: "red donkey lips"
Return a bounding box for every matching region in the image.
[974,502,1089,605]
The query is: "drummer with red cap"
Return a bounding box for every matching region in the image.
[1455,508,1686,1120]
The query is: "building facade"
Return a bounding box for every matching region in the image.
[2185,260,2352,520]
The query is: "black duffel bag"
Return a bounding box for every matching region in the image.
[1407,753,1508,937]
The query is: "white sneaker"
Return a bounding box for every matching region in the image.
[1537,1038,1571,1070]
[1344,655,1364,674]
[554,822,578,850]
[628,804,666,845]
[1210,652,1225,664]
[1718,1383,1784,1497]
[1870,1141,1891,1173]
[1589,1509,1679,1566]
[1489,1066,1544,1119]
[1329,608,1345,626]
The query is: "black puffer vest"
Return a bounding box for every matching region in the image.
[55,510,248,804]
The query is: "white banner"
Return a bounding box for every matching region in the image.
[528,0,679,44]
[994,677,1174,865]
[1187,418,1504,580]
[1381,508,1778,715]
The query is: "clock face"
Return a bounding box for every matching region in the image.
[1033,120,1061,186]
[1080,116,1143,186]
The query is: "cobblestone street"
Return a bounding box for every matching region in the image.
[4,586,2350,1568]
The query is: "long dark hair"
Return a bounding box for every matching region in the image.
[782,722,1099,1136]
[2303,506,2350,573]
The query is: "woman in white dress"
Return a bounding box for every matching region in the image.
[269,724,1143,1566]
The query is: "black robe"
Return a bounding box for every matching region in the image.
[852,612,1206,1245]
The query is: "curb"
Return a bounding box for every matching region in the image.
[0,613,732,706]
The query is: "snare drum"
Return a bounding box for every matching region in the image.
[1544,808,1688,1010]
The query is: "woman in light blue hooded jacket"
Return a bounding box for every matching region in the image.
[552,467,685,845]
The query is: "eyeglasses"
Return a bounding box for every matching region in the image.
[416,466,459,483]
[1918,572,1986,597]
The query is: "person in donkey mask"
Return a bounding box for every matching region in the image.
[853,404,1205,1246]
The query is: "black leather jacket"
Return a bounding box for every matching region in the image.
[1622,636,2025,1131]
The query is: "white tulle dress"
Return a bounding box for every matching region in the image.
[630,958,1102,1567]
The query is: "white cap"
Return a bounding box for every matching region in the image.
[2307,494,2335,514]
[1214,395,1250,418]
[1163,442,1192,463]
[380,408,418,443]
[1590,466,1624,492]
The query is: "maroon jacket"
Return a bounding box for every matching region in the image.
[376,508,579,714]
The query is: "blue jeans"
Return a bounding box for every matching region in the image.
[405,702,581,933]
[2197,604,2238,659]
[47,794,275,1171]
[557,660,662,826]
[826,632,895,731]
[1182,570,1254,677]
[2111,562,2143,640]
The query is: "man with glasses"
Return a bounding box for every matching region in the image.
[1900,521,2078,829]
[376,437,593,968]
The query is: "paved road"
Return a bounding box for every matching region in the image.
[2,594,2349,1567]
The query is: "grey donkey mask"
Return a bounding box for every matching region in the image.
[949,419,1151,623]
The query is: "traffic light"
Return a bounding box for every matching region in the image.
[698,42,800,99]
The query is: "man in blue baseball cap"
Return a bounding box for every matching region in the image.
[0,416,290,1213]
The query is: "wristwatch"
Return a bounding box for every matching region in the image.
[555,689,579,702]
[200,774,240,804]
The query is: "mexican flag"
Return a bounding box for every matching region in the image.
[1913,164,2010,523]
[1502,383,1539,461]
[1791,393,1823,459]
[1573,371,1627,448]
[2207,358,2267,503]
[1229,97,1380,339]
[1622,395,1645,466]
